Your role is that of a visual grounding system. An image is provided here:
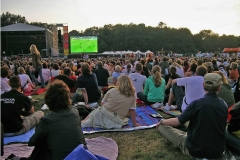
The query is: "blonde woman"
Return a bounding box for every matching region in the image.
[214,71,235,108]
[81,75,141,129]
[172,62,184,78]
[137,65,166,105]
[17,67,35,93]
[30,44,45,88]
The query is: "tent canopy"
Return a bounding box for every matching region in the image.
[1,23,45,32]
[223,48,240,53]
[145,50,153,54]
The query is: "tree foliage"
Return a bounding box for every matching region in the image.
[1,12,28,26]
[1,12,240,54]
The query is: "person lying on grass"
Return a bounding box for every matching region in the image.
[81,75,141,129]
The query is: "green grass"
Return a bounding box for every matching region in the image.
[32,94,191,160]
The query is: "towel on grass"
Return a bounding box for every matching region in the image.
[4,128,35,145]
[156,107,181,117]
[2,137,118,160]
[24,88,47,96]
[82,105,162,134]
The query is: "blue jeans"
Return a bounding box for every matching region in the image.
[32,67,45,88]
[172,83,184,112]
[72,93,83,104]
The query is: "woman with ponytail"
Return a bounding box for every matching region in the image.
[137,65,166,105]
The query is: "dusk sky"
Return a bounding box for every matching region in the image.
[1,0,240,36]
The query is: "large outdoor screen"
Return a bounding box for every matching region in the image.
[70,36,98,53]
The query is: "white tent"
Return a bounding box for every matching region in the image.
[121,51,128,55]
[115,51,122,55]
[145,50,153,54]
[126,50,132,54]
[109,51,115,54]
[102,51,110,54]
[134,50,142,54]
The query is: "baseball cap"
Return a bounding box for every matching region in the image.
[204,73,222,88]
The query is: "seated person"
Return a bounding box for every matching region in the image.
[164,66,181,110]
[229,62,239,82]
[28,80,86,160]
[93,61,109,87]
[38,61,50,84]
[81,75,141,129]
[50,63,60,77]
[156,73,228,159]
[54,67,76,91]
[17,67,36,93]
[168,66,207,112]
[1,66,11,94]
[122,64,134,76]
[137,65,166,105]
[77,63,101,105]
[226,101,240,155]
[1,76,44,137]
[112,65,122,86]
[129,63,147,94]
[214,71,235,108]
[54,67,79,104]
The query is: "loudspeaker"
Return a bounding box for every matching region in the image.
[58,30,62,43]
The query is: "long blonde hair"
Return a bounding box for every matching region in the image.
[214,71,228,84]
[116,75,135,97]
[172,62,182,68]
[30,44,40,55]
[152,65,162,87]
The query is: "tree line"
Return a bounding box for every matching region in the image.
[1,12,240,54]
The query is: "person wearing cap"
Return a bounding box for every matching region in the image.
[156,73,228,159]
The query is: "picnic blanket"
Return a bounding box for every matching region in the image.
[4,128,35,145]
[82,105,162,134]
[1,137,118,160]
[156,107,181,117]
[24,88,47,96]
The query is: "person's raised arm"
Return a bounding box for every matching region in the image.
[166,78,173,89]
[81,88,88,105]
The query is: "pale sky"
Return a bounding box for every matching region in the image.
[1,0,240,36]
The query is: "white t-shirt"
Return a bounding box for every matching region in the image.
[176,76,205,112]
[176,67,184,78]
[129,72,147,93]
[121,68,134,76]
[1,78,11,94]
[18,74,33,90]
[51,69,60,77]
[38,68,51,83]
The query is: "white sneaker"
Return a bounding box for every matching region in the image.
[152,102,162,108]
[163,105,171,111]
[170,105,178,110]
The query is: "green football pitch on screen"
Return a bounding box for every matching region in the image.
[70,36,98,53]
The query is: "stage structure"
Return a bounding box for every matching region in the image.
[1,23,53,57]
[51,23,69,57]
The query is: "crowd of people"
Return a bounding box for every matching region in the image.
[1,44,240,159]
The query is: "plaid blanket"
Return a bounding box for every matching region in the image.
[82,105,162,134]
